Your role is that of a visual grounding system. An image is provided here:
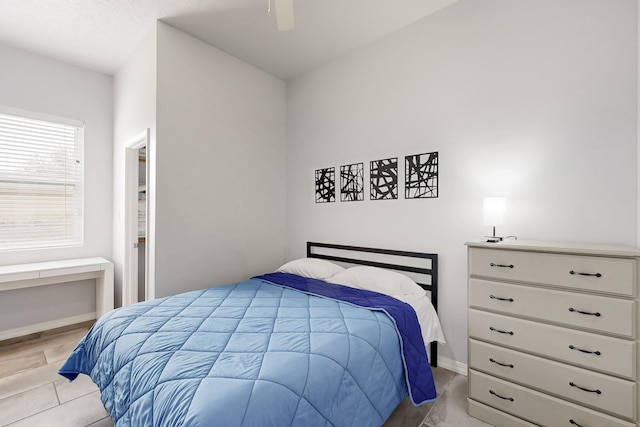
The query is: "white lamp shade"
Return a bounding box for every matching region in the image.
[483,197,506,226]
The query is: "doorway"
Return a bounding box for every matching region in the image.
[123,129,150,306]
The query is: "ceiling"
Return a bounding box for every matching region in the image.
[0,0,459,80]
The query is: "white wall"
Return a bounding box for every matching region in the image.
[112,26,157,307]
[153,23,288,297]
[0,280,95,331]
[286,0,637,366]
[0,42,113,329]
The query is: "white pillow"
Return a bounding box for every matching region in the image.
[329,266,445,345]
[402,292,446,345]
[276,258,345,279]
[328,266,425,297]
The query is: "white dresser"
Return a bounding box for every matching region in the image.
[466,240,640,427]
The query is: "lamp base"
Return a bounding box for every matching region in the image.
[485,236,503,243]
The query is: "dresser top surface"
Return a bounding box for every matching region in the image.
[465,240,640,257]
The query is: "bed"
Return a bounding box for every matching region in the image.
[59,242,443,427]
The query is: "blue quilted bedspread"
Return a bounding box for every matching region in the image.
[59,274,436,427]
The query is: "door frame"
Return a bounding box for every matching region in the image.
[123,129,150,306]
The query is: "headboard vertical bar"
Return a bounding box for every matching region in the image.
[430,254,438,366]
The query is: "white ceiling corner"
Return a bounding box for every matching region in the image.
[0,0,459,80]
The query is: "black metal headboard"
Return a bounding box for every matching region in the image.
[306,242,439,367]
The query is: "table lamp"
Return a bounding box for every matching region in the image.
[483,197,506,242]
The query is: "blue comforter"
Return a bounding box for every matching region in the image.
[59,274,436,426]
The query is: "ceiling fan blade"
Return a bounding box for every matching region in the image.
[274,0,294,31]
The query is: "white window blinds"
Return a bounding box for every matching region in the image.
[0,107,84,251]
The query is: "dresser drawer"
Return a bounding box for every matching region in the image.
[469,339,636,419]
[468,309,636,379]
[468,399,538,427]
[469,370,635,427]
[469,278,636,337]
[469,248,636,296]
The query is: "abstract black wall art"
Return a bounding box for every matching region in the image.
[340,163,364,202]
[315,167,335,203]
[405,151,438,199]
[370,158,398,200]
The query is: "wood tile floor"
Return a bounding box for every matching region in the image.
[0,325,491,427]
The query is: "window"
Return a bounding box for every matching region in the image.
[0,106,84,251]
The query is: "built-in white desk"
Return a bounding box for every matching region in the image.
[0,258,114,340]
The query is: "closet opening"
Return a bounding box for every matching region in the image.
[123,129,150,306]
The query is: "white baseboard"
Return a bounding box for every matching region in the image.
[437,356,468,376]
[0,312,96,342]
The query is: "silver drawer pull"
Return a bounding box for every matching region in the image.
[568,307,601,317]
[489,389,514,401]
[569,382,601,395]
[489,358,514,368]
[490,326,514,335]
[569,270,602,278]
[569,344,601,356]
[490,263,514,268]
[569,420,584,427]
[490,295,514,302]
